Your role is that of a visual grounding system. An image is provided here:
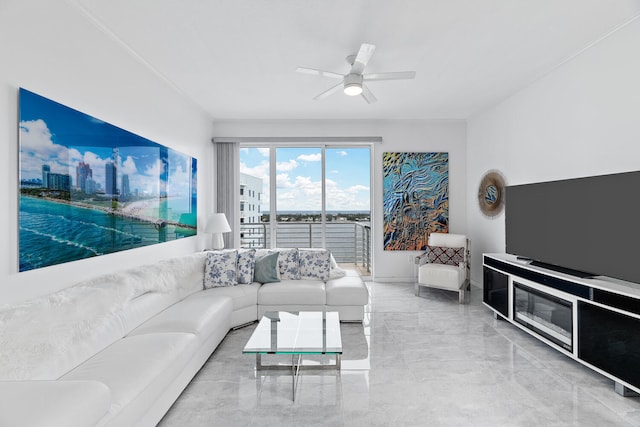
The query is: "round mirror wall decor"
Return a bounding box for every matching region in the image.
[478,170,506,218]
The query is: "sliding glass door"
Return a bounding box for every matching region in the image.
[239,144,371,271]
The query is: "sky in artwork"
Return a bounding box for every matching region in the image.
[18,88,194,197]
[240,146,370,212]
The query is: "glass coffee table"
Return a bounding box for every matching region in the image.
[243,311,342,401]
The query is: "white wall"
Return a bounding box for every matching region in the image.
[466,18,640,285]
[213,119,467,281]
[0,0,215,304]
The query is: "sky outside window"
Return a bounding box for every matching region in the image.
[240,146,370,213]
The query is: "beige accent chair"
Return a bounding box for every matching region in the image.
[415,233,470,304]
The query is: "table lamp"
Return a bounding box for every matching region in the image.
[205,213,231,250]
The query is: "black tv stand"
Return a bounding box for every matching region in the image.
[483,253,640,397]
[529,260,595,279]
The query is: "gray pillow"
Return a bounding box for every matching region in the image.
[253,251,280,283]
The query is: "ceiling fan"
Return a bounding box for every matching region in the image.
[296,43,416,104]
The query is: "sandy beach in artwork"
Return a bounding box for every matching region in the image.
[31,194,171,226]
[119,198,160,217]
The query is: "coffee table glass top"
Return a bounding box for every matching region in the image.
[243,311,342,355]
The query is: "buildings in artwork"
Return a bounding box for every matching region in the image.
[105,162,117,196]
[41,164,71,191]
[76,162,93,193]
[121,174,130,198]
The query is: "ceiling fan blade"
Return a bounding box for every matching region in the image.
[296,67,344,79]
[364,71,416,81]
[350,43,376,74]
[361,84,377,104]
[313,81,344,100]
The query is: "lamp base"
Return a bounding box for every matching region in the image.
[211,233,225,250]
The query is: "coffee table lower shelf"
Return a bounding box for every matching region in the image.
[254,352,341,401]
[243,311,343,401]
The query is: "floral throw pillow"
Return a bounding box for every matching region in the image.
[237,248,256,284]
[204,250,238,288]
[299,249,331,280]
[277,248,301,280]
[426,246,465,266]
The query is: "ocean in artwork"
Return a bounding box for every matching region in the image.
[19,195,195,272]
[383,152,449,251]
[19,88,197,271]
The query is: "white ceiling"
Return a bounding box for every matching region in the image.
[73,0,640,120]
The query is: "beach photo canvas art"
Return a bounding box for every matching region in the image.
[18,88,197,272]
[383,152,448,251]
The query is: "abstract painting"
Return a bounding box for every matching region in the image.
[383,152,448,250]
[19,88,197,272]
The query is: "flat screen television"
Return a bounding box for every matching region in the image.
[505,171,640,285]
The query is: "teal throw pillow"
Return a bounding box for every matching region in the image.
[253,251,280,283]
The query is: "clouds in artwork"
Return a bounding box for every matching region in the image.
[19,118,193,196]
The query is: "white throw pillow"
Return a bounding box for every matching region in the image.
[276,248,301,280]
[237,248,256,284]
[299,249,331,280]
[204,250,238,288]
[329,253,346,279]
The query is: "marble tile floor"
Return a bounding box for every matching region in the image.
[159,281,640,426]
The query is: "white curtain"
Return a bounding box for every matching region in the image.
[213,141,239,248]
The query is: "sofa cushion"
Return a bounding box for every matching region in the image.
[127,294,232,340]
[254,251,280,283]
[204,250,238,288]
[299,248,331,280]
[237,248,256,284]
[258,280,326,305]
[115,291,180,336]
[0,283,131,380]
[326,276,369,306]
[0,380,110,427]
[276,248,301,280]
[197,284,260,313]
[62,332,198,422]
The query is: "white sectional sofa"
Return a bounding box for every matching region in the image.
[0,248,368,427]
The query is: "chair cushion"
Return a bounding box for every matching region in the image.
[258,280,326,305]
[428,233,467,249]
[418,263,464,290]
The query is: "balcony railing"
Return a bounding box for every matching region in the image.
[240,222,371,273]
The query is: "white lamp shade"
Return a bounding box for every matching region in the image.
[205,213,231,234]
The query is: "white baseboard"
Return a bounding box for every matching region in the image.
[370,275,415,283]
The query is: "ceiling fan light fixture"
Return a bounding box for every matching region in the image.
[296,44,416,103]
[343,73,364,96]
[344,83,363,96]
